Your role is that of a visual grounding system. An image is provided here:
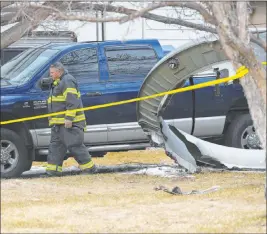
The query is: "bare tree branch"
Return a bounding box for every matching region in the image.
[237,2,248,40]
[1,1,63,49]
[5,3,128,23]
[0,1,13,9]
[14,2,266,49]
[143,12,216,33]
[1,12,17,26]
[1,1,265,50]
[1,6,19,13]
[118,1,214,24]
[10,2,216,33]
[212,2,265,60]
[86,2,265,50]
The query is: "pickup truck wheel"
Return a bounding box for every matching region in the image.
[24,159,33,171]
[1,128,31,178]
[224,114,261,149]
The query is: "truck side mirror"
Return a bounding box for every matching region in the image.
[39,77,52,91]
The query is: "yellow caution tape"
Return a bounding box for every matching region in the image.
[0,62,266,125]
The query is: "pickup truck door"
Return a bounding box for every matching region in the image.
[161,78,194,135]
[59,46,108,145]
[100,45,159,143]
[192,62,237,137]
[33,45,108,147]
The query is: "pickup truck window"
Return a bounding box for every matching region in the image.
[194,68,230,78]
[0,48,26,65]
[0,48,59,85]
[251,32,266,64]
[105,47,158,80]
[60,47,99,83]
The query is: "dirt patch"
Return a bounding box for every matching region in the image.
[2,150,266,233]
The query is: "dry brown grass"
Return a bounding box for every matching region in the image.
[1,150,266,233]
[32,148,174,167]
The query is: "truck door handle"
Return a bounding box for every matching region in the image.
[86,92,102,97]
[213,68,221,97]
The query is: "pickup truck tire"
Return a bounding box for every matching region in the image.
[24,159,33,172]
[224,113,261,149]
[1,128,31,178]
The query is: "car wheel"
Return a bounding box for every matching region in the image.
[224,113,261,149]
[1,128,32,178]
[24,159,33,172]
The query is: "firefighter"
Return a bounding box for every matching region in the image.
[45,62,97,176]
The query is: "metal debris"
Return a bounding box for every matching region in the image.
[154,185,220,195]
[159,117,266,173]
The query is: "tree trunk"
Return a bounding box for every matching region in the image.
[211,2,266,149]
[240,72,266,149]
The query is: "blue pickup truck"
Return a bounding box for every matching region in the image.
[0,39,258,178]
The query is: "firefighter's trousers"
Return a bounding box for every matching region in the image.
[47,125,94,172]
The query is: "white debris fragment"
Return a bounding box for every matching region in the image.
[159,117,266,172]
[22,165,190,178]
[123,166,191,178]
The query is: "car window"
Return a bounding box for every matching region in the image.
[105,47,158,80]
[0,48,59,85]
[251,32,266,65]
[60,47,99,83]
[0,48,26,65]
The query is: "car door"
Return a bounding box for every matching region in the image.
[33,46,108,147]
[101,45,159,143]
[192,61,236,137]
[31,68,54,148]
[59,46,108,145]
[161,78,194,135]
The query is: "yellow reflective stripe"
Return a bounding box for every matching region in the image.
[50,118,65,121]
[63,88,78,98]
[79,160,94,170]
[66,110,76,117]
[46,164,62,172]
[73,114,86,122]
[49,118,65,125]
[49,114,85,125]
[47,95,65,103]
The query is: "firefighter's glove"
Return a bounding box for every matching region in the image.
[64,119,73,128]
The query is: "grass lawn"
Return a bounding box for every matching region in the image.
[1,150,266,233]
